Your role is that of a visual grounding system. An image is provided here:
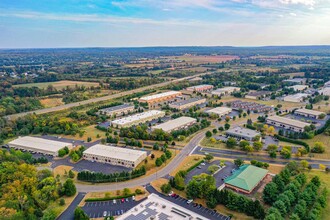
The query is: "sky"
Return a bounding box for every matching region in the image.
[0,0,330,48]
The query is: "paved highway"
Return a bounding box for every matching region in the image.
[76,131,205,192]
[6,72,213,120]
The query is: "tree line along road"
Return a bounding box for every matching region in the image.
[5,72,214,120]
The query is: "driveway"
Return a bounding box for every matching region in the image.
[57,193,86,220]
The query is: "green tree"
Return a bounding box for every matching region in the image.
[204,154,214,163]
[253,141,263,151]
[155,158,163,167]
[226,137,237,149]
[224,123,230,130]
[205,131,212,138]
[186,179,200,199]
[160,183,172,194]
[263,182,278,205]
[74,207,89,220]
[207,165,219,174]
[63,178,77,196]
[234,158,244,167]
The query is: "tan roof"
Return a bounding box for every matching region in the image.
[151,116,197,132]
[139,91,181,101]
[207,107,232,115]
[295,108,324,116]
[267,115,310,128]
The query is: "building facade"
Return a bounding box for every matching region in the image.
[83,144,147,168]
[266,115,310,132]
[98,103,135,117]
[206,107,232,117]
[186,84,214,93]
[138,91,182,108]
[283,93,309,103]
[245,91,271,100]
[169,97,206,110]
[294,108,325,119]
[111,110,165,128]
[151,116,197,133]
[211,87,240,96]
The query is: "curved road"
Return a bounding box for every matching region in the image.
[76,131,205,192]
[6,72,212,120]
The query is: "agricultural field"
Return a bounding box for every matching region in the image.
[13,80,100,90]
[169,55,239,64]
[40,97,64,108]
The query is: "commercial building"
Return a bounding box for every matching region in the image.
[207,107,232,117]
[324,80,330,87]
[211,87,240,96]
[288,85,309,91]
[8,136,72,156]
[224,165,269,194]
[169,97,206,110]
[245,91,271,100]
[294,108,325,119]
[138,91,182,107]
[118,193,211,220]
[186,84,214,92]
[111,110,165,128]
[266,115,310,132]
[283,78,306,85]
[230,100,273,113]
[225,127,261,141]
[283,93,309,103]
[83,144,147,168]
[98,103,135,117]
[319,87,330,96]
[151,116,197,133]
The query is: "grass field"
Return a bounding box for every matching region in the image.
[169,155,204,176]
[169,55,239,64]
[62,125,106,142]
[300,134,330,159]
[40,97,64,107]
[13,80,100,90]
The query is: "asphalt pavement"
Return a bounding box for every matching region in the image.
[57,193,86,220]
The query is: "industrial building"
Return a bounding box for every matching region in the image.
[294,108,325,119]
[225,127,261,141]
[283,78,306,85]
[169,97,206,110]
[186,84,214,93]
[138,91,182,108]
[266,115,310,132]
[151,116,197,133]
[111,110,165,128]
[324,80,330,87]
[8,136,72,156]
[245,91,271,100]
[224,165,269,194]
[98,103,135,117]
[211,87,240,96]
[83,144,147,168]
[207,107,232,117]
[230,100,273,113]
[118,193,210,220]
[319,87,330,96]
[283,93,309,103]
[288,85,309,91]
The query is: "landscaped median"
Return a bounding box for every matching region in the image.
[85,193,136,202]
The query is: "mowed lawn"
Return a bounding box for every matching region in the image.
[300,134,330,159]
[13,80,100,90]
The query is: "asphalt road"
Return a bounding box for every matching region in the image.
[75,131,205,192]
[57,193,86,220]
[5,72,213,120]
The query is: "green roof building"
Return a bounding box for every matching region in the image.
[224,164,269,194]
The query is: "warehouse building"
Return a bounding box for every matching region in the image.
[319,87,330,96]
[98,103,135,117]
[283,78,306,85]
[138,91,182,108]
[224,165,269,194]
[288,85,309,91]
[207,107,232,117]
[186,84,214,92]
[8,136,72,157]
[226,127,260,141]
[83,144,147,168]
[266,115,310,132]
[151,116,197,133]
[211,87,240,96]
[169,97,206,110]
[283,93,309,103]
[245,91,271,100]
[294,108,325,119]
[111,110,165,128]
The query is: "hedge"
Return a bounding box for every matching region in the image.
[274,134,310,152]
[246,124,257,130]
[85,193,136,202]
[186,160,203,173]
[315,118,330,135]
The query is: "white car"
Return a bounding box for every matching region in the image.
[201,163,206,166]
[103,211,107,217]
[132,196,135,201]
[168,191,174,196]
[187,199,193,204]
[113,199,117,204]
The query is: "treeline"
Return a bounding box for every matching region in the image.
[77,166,146,183]
[0,148,48,165]
[0,96,43,116]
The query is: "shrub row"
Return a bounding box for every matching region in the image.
[186,160,203,173]
[315,118,330,135]
[85,193,136,202]
[274,134,310,152]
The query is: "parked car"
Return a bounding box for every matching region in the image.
[201,163,206,166]
[121,198,125,203]
[103,211,107,217]
[113,199,117,204]
[197,166,202,169]
[187,199,193,204]
[132,196,135,201]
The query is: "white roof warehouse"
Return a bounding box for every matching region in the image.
[151,116,197,133]
[83,144,147,168]
[8,136,72,156]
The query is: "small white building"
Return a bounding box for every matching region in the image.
[8,136,72,156]
[83,144,147,168]
[207,107,232,117]
[288,85,309,91]
[266,115,310,132]
[211,87,240,96]
[283,93,309,103]
[295,108,325,119]
[111,110,165,128]
[151,116,197,133]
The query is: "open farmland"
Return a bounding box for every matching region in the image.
[13,80,100,90]
[170,55,239,64]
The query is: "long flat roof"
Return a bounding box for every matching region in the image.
[170,97,206,106]
[83,144,146,162]
[118,193,210,220]
[226,126,260,138]
[112,110,164,125]
[187,84,213,89]
[267,115,310,128]
[8,136,71,153]
[152,116,196,132]
[212,87,240,92]
[284,93,309,99]
[139,91,181,101]
[99,103,134,112]
[225,165,268,192]
[295,108,324,116]
[207,107,232,115]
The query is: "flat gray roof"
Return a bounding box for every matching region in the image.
[170,97,206,106]
[295,108,324,116]
[267,115,310,128]
[152,116,197,132]
[226,127,260,138]
[99,103,134,112]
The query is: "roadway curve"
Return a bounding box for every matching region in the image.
[76,131,205,193]
[6,72,212,120]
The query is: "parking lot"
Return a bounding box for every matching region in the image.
[283,114,329,129]
[146,185,230,220]
[82,196,143,218]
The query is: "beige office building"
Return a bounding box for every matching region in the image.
[207,107,232,117]
[151,116,197,133]
[83,144,147,168]
[138,91,182,108]
[99,104,135,117]
[111,110,165,128]
[295,108,325,119]
[266,115,310,132]
[169,98,206,110]
[211,87,240,96]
